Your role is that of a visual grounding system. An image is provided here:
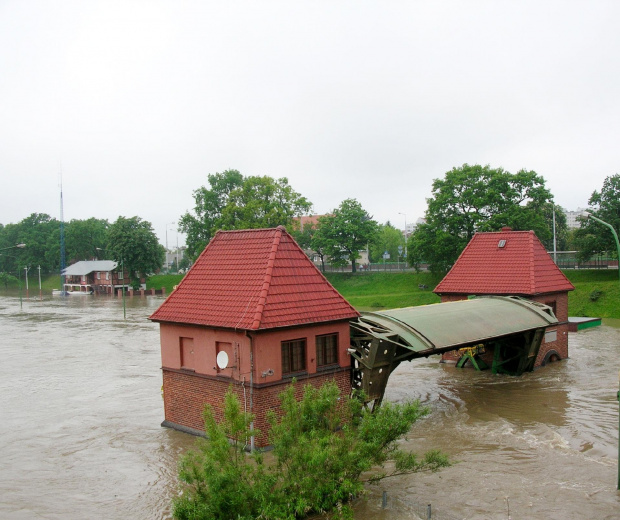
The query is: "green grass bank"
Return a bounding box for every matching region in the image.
[144,269,620,318]
[4,269,618,319]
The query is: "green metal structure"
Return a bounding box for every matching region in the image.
[349,296,558,409]
[455,344,489,371]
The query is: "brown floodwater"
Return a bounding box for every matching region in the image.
[0,295,618,519]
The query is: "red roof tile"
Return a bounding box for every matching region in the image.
[149,227,360,329]
[434,230,574,296]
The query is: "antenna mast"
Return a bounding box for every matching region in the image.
[59,165,66,292]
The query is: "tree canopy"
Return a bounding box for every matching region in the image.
[0,214,112,277]
[312,199,378,272]
[573,174,620,260]
[179,170,312,259]
[0,214,58,275]
[408,164,558,273]
[369,221,405,264]
[106,216,165,288]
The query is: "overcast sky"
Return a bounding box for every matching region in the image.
[1,1,618,247]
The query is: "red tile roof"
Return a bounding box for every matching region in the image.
[150,227,360,330]
[434,229,574,296]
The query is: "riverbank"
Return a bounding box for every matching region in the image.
[5,268,620,318]
[145,269,620,317]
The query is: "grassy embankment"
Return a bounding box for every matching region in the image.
[6,269,619,318]
[563,269,619,318]
[144,270,620,318]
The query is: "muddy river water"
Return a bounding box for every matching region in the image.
[0,295,618,519]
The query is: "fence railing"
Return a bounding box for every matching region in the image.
[548,251,618,270]
[316,253,618,274]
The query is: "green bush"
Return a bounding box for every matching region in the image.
[589,289,603,301]
[172,382,449,520]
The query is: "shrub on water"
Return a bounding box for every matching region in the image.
[172,382,449,520]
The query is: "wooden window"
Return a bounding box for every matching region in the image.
[281,339,306,374]
[316,333,338,367]
[180,337,195,371]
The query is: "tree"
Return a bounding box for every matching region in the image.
[179,170,244,260]
[408,164,556,273]
[314,199,378,272]
[106,216,165,288]
[65,218,109,262]
[220,176,312,230]
[42,217,110,269]
[172,382,449,520]
[0,214,59,274]
[0,272,19,289]
[574,174,620,261]
[179,171,312,260]
[369,222,405,264]
[0,223,26,276]
[290,219,329,272]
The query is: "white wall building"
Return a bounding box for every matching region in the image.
[565,208,588,229]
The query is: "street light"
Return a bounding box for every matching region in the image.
[582,212,620,490]
[398,212,408,263]
[96,248,126,320]
[0,243,26,251]
[581,211,620,284]
[166,222,176,273]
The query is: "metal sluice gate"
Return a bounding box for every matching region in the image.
[348,296,558,409]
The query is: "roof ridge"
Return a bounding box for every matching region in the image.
[529,231,536,293]
[250,227,283,329]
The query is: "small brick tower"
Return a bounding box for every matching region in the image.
[433,227,574,366]
[149,226,359,447]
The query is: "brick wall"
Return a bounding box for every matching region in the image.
[162,367,351,447]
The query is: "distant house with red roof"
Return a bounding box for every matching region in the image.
[149,226,360,447]
[434,227,574,367]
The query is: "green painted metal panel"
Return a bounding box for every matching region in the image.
[358,296,557,355]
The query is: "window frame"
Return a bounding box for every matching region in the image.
[316,333,339,368]
[281,338,307,375]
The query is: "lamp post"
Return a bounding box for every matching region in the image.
[582,211,620,283]
[166,222,176,273]
[582,211,620,489]
[96,248,126,320]
[24,266,29,299]
[398,212,408,262]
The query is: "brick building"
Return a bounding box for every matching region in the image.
[62,260,132,294]
[149,226,360,447]
[433,227,574,367]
